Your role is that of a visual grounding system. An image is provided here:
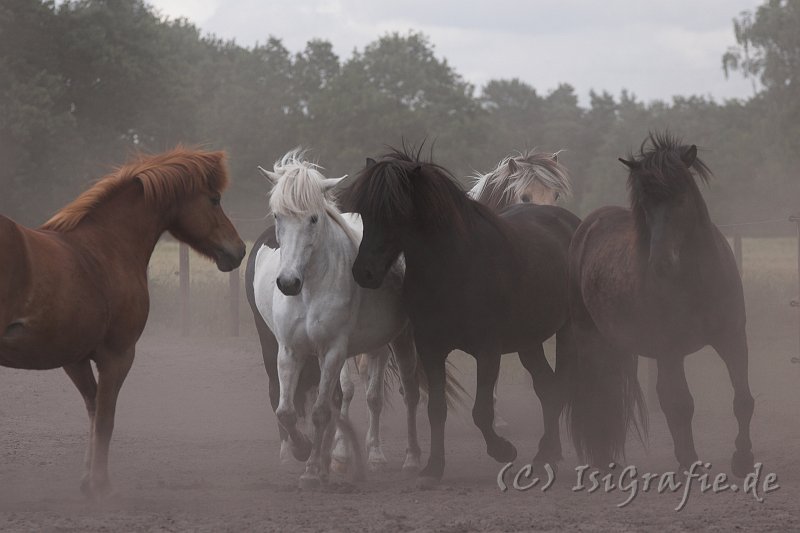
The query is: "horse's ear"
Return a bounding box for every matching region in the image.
[681,145,697,167]
[507,158,519,173]
[321,175,348,193]
[257,166,279,185]
[365,157,376,168]
[618,158,640,170]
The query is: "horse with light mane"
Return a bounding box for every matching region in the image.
[0,148,246,498]
[469,149,573,425]
[469,150,571,208]
[252,150,425,487]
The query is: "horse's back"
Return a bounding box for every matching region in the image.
[500,203,579,250]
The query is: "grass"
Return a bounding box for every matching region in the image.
[144,236,800,341]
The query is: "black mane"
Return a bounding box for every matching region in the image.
[626,131,712,209]
[348,145,493,235]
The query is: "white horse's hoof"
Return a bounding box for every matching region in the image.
[299,474,321,490]
[330,457,349,474]
[368,459,388,472]
[402,460,421,477]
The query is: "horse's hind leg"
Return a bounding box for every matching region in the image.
[63,358,97,495]
[331,359,356,473]
[656,356,699,471]
[364,347,390,471]
[518,343,563,468]
[473,353,517,463]
[713,328,755,477]
[390,325,421,473]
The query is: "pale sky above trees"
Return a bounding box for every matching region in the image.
[146,0,762,104]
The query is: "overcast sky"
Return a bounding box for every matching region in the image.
[146,0,762,105]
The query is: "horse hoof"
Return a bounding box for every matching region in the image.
[330,457,349,474]
[291,435,313,462]
[416,476,440,490]
[298,474,321,490]
[732,450,755,478]
[488,439,517,463]
[402,457,421,477]
[368,460,387,473]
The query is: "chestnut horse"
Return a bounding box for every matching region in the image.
[567,133,755,477]
[349,147,580,487]
[0,148,246,497]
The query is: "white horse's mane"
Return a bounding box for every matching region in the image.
[469,149,572,207]
[268,148,359,246]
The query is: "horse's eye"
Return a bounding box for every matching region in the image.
[521,195,531,203]
[310,215,318,224]
[210,196,221,206]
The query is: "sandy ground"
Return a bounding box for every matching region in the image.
[1,326,799,532]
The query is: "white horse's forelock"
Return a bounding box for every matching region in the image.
[268,147,359,246]
[469,149,572,208]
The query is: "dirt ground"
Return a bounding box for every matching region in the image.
[1,324,798,532]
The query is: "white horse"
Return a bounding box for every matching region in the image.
[252,150,421,487]
[469,149,573,426]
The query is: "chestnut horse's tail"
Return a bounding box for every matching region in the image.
[566,319,648,468]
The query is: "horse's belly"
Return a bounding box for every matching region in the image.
[0,314,102,370]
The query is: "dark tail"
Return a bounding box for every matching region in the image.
[566,321,648,467]
[334,415,365,482]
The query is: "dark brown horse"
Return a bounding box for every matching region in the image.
[567,133,755,477]
[0,148,246,497]
[349,147,580,487]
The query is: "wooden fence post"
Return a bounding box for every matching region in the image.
[180,242,190,336]
[734,231,743,275]
[790,215,800,364]
[229,270,240,337]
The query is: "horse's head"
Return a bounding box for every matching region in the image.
[471,151,571,209]
[350,147,470,289]
[260,149,346,296]
[166,151,246,272]
[622,133,712,278]
[349,156,416,289]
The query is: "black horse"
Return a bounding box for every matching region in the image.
[567,132,755,477]
[349,147,580,487]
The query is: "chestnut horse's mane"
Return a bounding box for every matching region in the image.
[42,147,229,232]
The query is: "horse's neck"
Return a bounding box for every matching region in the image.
[66,184,169,273]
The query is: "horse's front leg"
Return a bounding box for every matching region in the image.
[86,346,135,498]
[417,347,448,489]
[299,343,347,489]
[473,353,517,463]
[390,325,421,474]
[713,327,755,478]
[365,346,390,471]
[331,359,356,473]
[63,358,98,495]
[275,345,312,461]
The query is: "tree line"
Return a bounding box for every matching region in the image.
[1,0,798,236]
